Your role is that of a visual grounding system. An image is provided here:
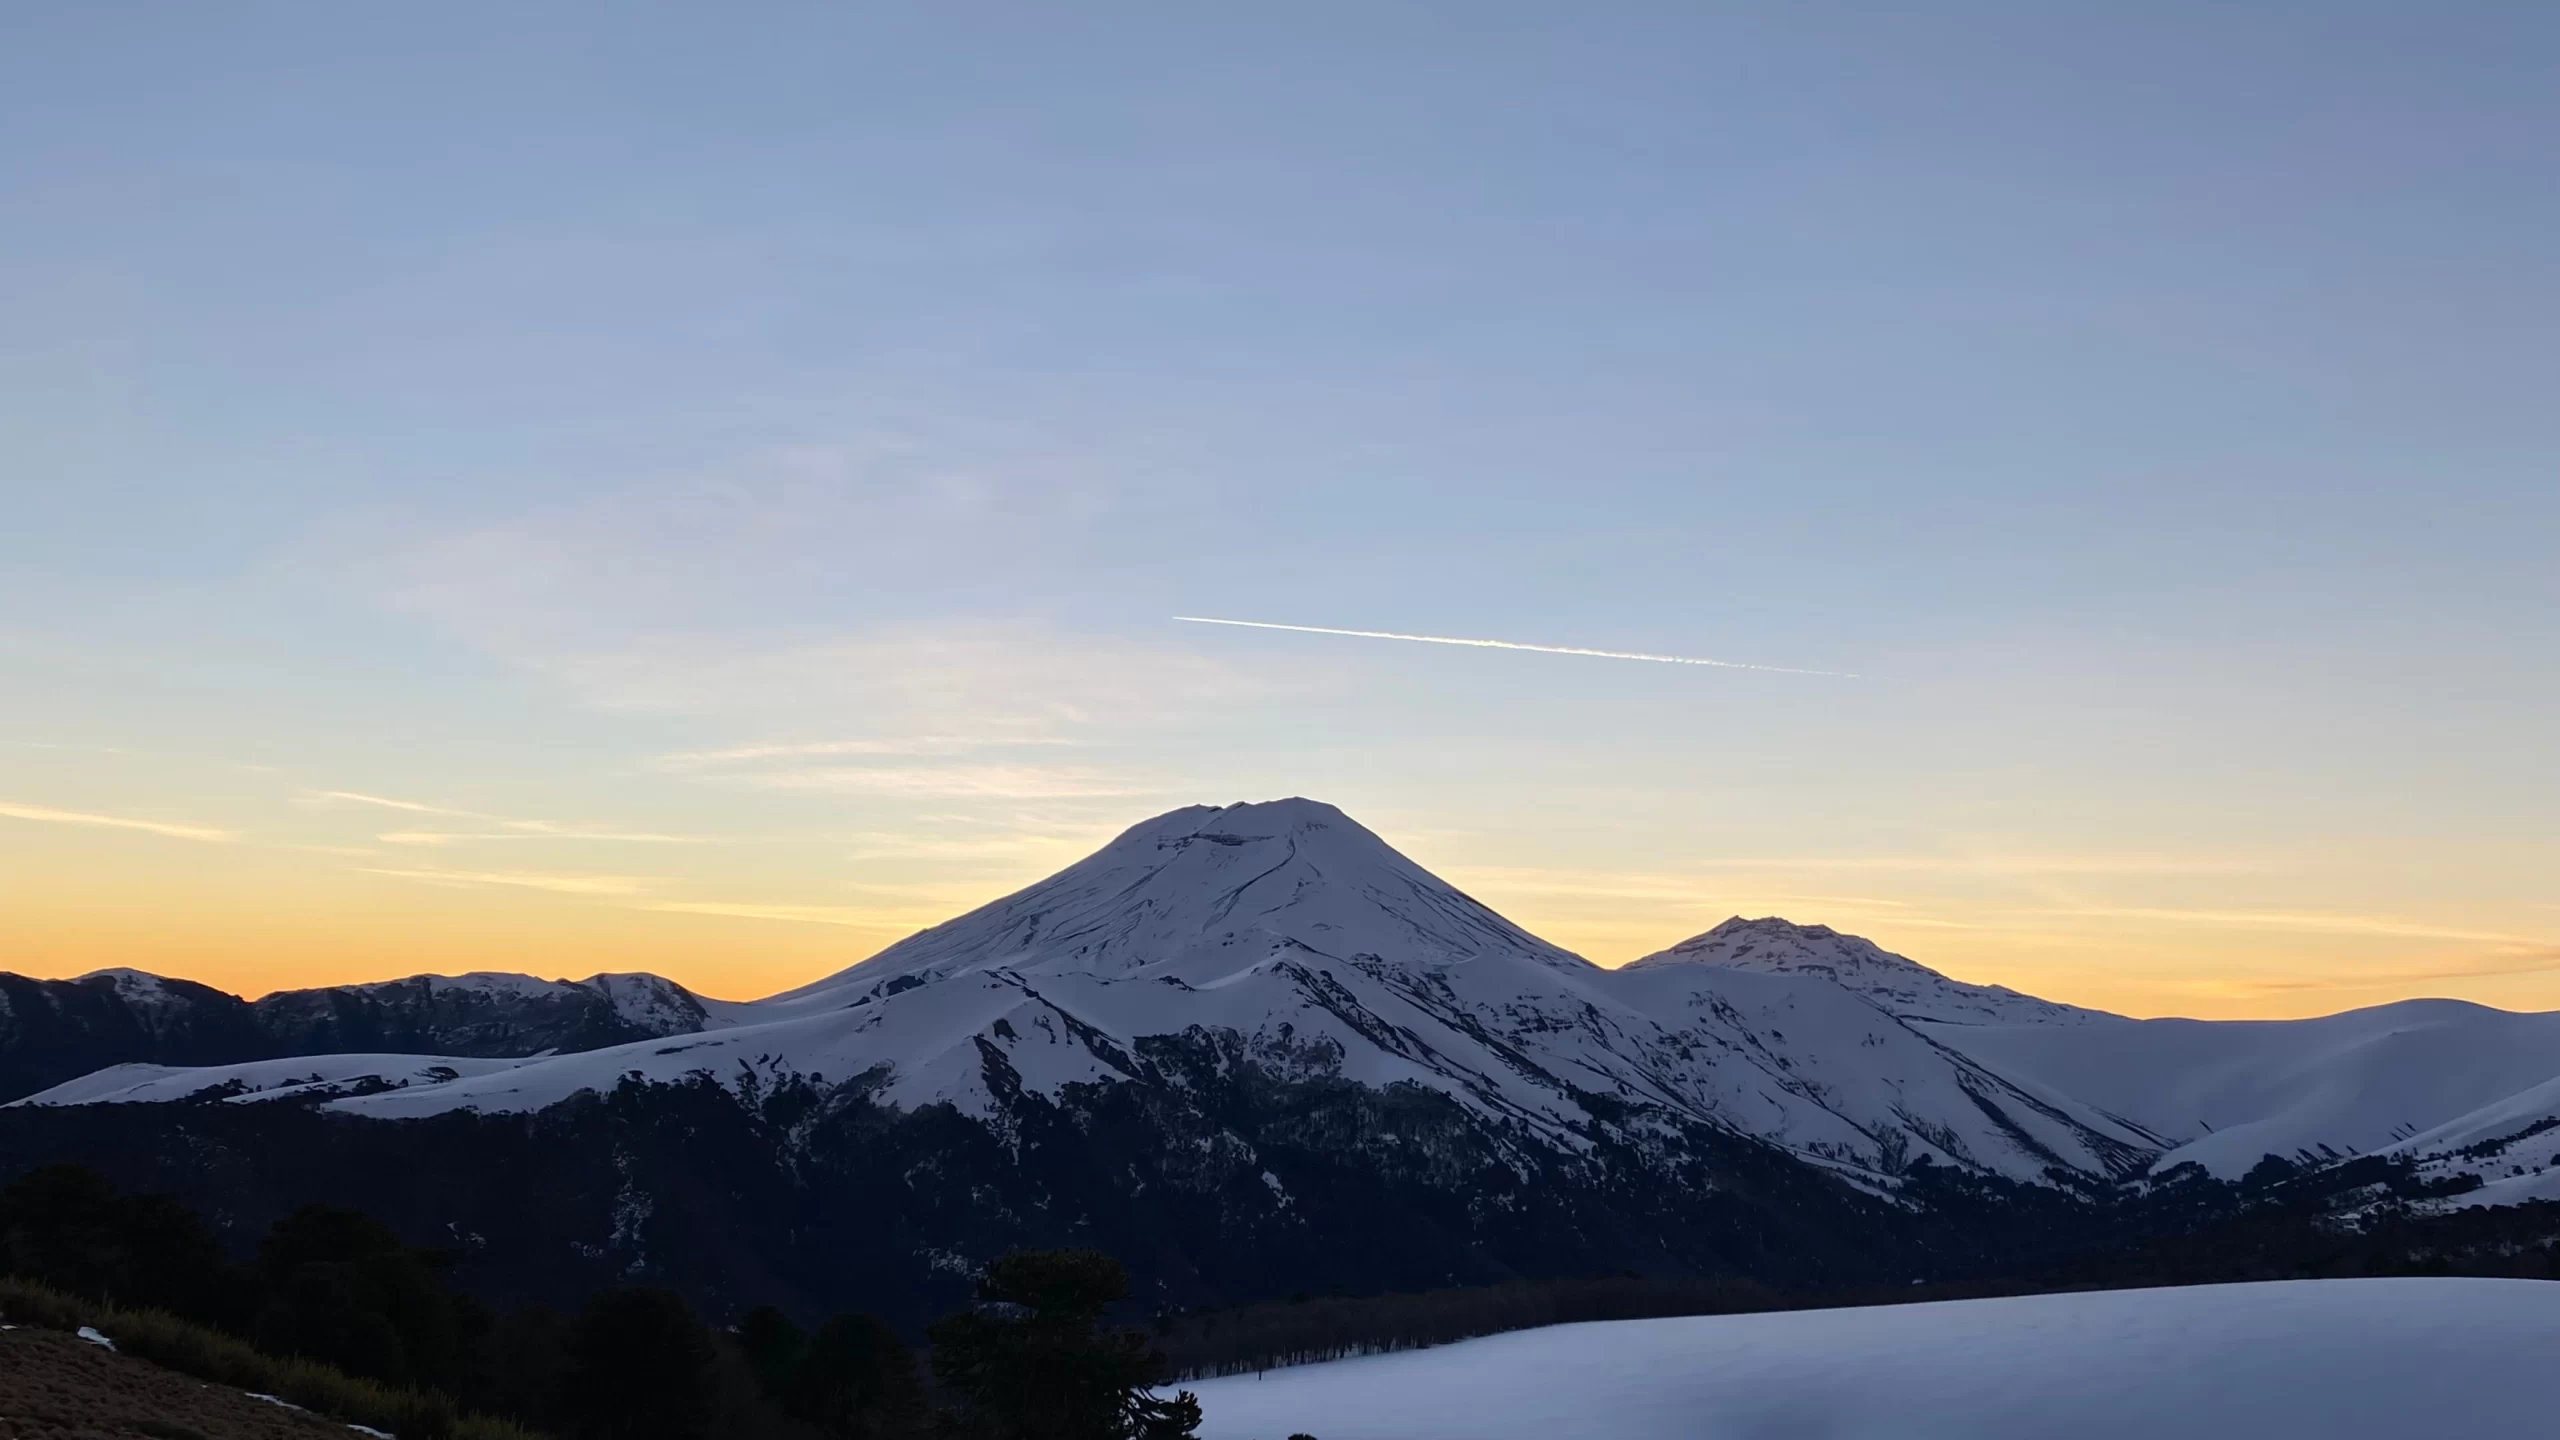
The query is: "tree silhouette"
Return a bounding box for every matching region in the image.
[928,1250,1200,1440]
[783,1312,928,1440]
[735,1303,807,1399]
[253,1203,469,1386]
[0,1164,231,1320]
[562,1286,718,1440]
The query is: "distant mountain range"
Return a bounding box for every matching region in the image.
[0,966,712,1103]
[6,798,2557,1320]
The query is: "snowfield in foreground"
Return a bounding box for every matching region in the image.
[1191,1279,2560,1440]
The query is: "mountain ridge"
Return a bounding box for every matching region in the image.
[12,798,2560,1204]
[0,800,2174,1185]
[10,796,2560,1326]
[0,966,715,1103]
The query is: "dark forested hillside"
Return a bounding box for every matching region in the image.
[0,1167,1205,1440]
[0,1052,2089,1330]
[0,1041,2462,1338]
[1153,1164,2550,1379]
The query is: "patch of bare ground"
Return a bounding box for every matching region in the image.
[0,1327,375,1440]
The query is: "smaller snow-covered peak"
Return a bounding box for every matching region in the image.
[76,967,183,992]
[1630,916,1934,978]
[1627,917,2105,1027]
[577,972,727,1032]
[70,968,217,1029]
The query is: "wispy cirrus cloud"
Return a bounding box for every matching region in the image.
[375,829,713,847]
[537,622,1258,739]
[378,439,1159,644]
[356,867,656,896]
[301,790,722,845]
[640,900,943,930]
[0,800,234,843]
[2022,904,2550,947]
[1687,854,2273,876]
[655,727,1157,804]
[305,790,465,816]
[738,765,1156,800]
[2223,947,2560,992]
[652,735,1073,769]
[356,447,1276,829]
[375,443,1259,741]
[1443,859,2267,919]
[836,828,1110,863]
[12,741,133,754]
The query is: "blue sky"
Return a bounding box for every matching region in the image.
[3,3,2554,1013]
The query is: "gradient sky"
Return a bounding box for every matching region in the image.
[4,4,2555,1018]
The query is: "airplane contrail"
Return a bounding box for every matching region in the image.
[1172,616,1858,677]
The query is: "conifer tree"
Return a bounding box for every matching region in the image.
[254,1203,467,1387]
[784,1312,929,1440]
[928,1250,1200,1440]
[0,1164,232,1320]
[736,1304,808,1401]
[562,1286,719,1440]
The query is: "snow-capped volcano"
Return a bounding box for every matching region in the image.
[16,799,2157,1184]
[22,798,2560,1203]
[1630,917,2105,1026]
[769,798,1594,1006]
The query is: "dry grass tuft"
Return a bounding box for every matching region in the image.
[0,1277,544,1440]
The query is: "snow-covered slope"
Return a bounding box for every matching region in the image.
[1631,917,2107,1026]
[1925,1000,2560,1177]
[9,800,2154,1183]
[1190,1279,2560,1440]
[2374,1074,2560,1205]
[1604,953,2156,1176]
[1640,919,2560,1187]
[19,797,2560,1202]
[24,1053,543,1106]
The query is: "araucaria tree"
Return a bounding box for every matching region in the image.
[562,1286,719,1440]
[928,1250,1202,1440]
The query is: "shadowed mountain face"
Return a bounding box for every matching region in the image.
[0,968,711,1102]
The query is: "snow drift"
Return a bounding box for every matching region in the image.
[1190,1278,2560,1440]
